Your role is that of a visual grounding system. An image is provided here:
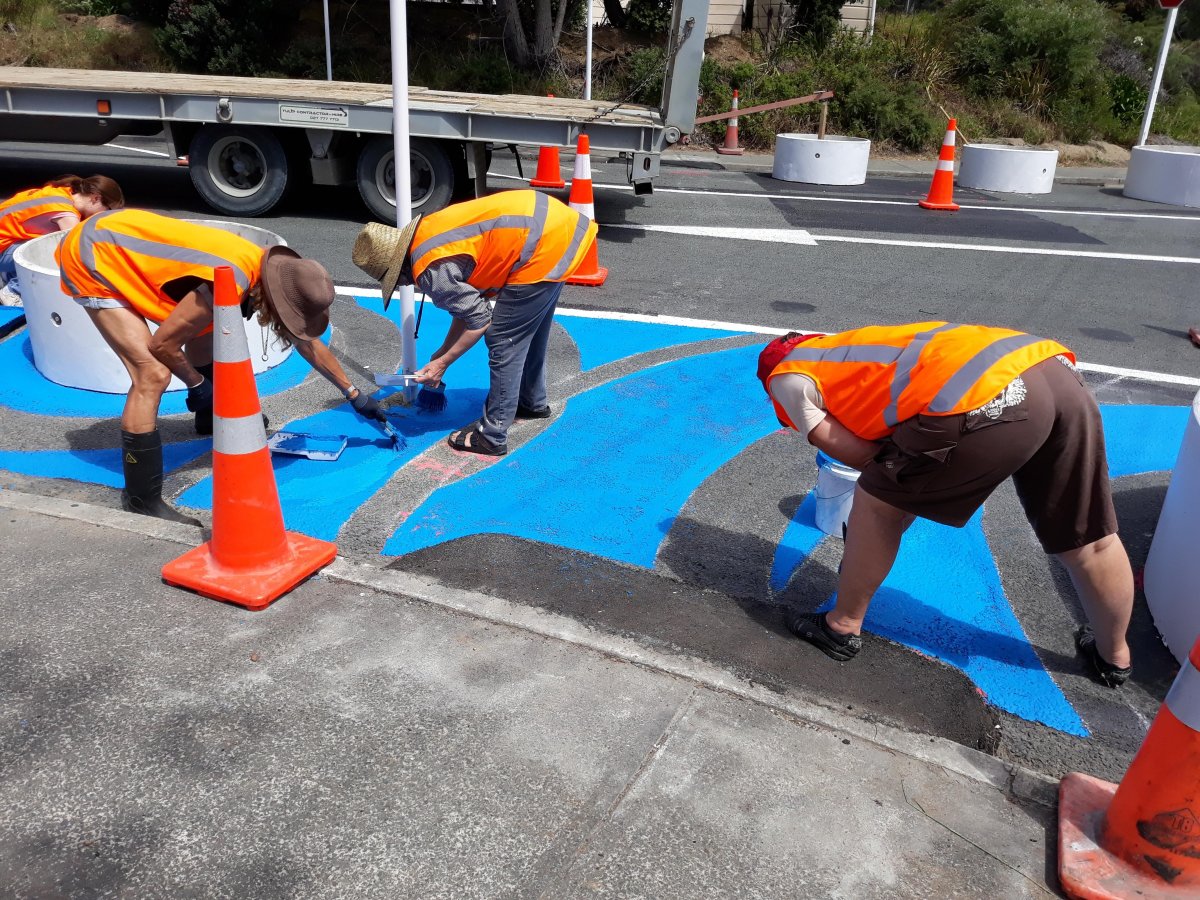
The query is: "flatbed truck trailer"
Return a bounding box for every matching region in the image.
[0,0,707,220]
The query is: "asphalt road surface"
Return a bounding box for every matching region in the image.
[2,135,1198,788]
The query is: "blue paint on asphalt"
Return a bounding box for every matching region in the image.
[556,315,746,371]
[1100,404,1190,477]
[770,492,823,593]
[0,439,212,488]
[178,301,491,540]
[0,328,325,418]
[386,344,778,563]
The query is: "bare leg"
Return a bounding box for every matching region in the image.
[184,332,214,370]
[1055,533,1133,668]
[826,484,916,635]
[84,306,171,432]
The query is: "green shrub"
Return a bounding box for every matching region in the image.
[159,0,296,75]
[625,0,672,36]
[1108,73,1144,125]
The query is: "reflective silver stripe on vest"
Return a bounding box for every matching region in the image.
[74,211,124,296]
[782,344,905,366]
[545,212,593,281]
[927,333,1044,414]
[1,194,73,217]
[1165,657,1200,733]
[515,191,548,271]
[213,305,251,362]
[213,412,267,456]
[78,212,253,293]
[59,262,84,298]
[882,323,957,427]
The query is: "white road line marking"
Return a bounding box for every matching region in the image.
[334,285,1200,387]
[603,222,1200,265]
[495,171,1200,223]
[105,143,171,158]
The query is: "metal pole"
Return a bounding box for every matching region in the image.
[390,0,417,386]
[867,0,876,38]
[1138,7,1179,147]
[584,0,593,101]
[323,0,333,80]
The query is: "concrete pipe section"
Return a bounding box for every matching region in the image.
[1123,144,1200,209]
[14,220,293,394]
[772,134,871,186]
[957,144,1058,194]
[1143,388,1200,664]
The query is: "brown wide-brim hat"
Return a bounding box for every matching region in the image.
[352,218,422,310]
[261,245,335,342]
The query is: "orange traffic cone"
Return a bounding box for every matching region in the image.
[566,134,607,287]
[1059,635,1200,898]
[530,94,567,189]
[919,119,960,211]
[161,266,337,611]
[716,89,744,156]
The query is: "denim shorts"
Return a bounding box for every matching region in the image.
[73,296,132,310]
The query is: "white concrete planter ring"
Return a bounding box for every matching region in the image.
[957,144,1058,194]
[15,220,293,394]
[1123,145,1200,209]
[772,134,871,186]
[1144,388,1200,665]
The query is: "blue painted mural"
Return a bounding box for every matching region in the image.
[0,293,1190,736]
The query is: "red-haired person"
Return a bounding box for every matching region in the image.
[0,175,124,305]
[758,324,1135,688]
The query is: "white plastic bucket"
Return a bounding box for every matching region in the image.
[814,451,860,538]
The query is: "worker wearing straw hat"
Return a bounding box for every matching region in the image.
[757,324,1135,688]
[353,189,597,456]
[57,209,387,524]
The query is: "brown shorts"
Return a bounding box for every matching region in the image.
[857,357,1117,554]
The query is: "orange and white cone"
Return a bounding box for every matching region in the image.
[161,266,337,611]
[1059,635,1200,897]
[919,119,960,211]
[566,134,607,287]
[716,89,744,156]
[530,94,567,189]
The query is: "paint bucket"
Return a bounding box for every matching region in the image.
[814,451,859,538]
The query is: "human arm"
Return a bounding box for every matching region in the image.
[52,212,81,233]
[771,372,881,470]
[805,416,882,472]
[414,255,490,384]
[147,284,213,389]
[292,338,385,421]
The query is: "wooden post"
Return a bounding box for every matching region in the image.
[817,101,828,140]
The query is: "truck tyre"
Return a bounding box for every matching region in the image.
[357,136,455,222]
[189,126,290,217]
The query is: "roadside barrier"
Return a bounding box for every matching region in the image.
[529,94,567,189]
[716,89,744,156]
[919,119,960,211]
[1058,634,1200,897]
[161,266,337,611]
[566,134,607,287]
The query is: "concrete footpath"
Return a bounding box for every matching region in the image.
[0,492,1061,899]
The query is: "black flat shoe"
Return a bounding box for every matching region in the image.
[787,611,862,662]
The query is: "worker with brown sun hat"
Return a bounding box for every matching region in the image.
[57,209,387,525]
[353,188,597,456]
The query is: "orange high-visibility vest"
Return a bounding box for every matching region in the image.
[0,186,77,253]
[766,322,1073,440]
[56,209,263,323]
[410,189,597,292]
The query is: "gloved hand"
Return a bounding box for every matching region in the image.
[185,377,214,436]
[185,377,213,412]
[349,389,386,423]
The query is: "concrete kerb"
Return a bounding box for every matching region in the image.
[0,485,1060,811]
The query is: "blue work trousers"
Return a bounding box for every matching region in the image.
[477,280,563,448]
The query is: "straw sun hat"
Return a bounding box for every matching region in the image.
[353,218,422,309]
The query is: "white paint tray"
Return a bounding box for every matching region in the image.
[267,431,348,461]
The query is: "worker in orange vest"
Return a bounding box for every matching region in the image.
[758,323,1134,688]
[57,209,388,525]
[353,189,597,456]
[0,175,124,305]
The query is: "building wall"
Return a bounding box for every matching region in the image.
[591,1,874,37]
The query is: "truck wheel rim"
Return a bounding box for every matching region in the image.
[375,149,435,208]
[209,136,268,199]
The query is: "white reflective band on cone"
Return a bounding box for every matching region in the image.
[213,412,268,456]
[936,159,954,171]
[1165,658,1200,733]
[570,202,595,220]
[573,156,591,181]
[943,133,955,145]
[214,305,252,363]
